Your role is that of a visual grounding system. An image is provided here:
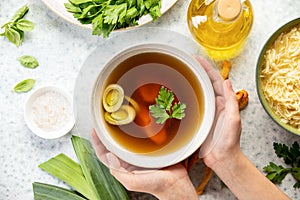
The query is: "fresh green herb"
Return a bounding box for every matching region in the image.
[263,141,300,188]
[18,55,39,68]
[64,0,162,38]
[33,135,130,200]
[14,78,35,92]
[0,5,34,46]
[149,86,186,124]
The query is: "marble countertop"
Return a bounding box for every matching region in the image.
[0,0,299,199]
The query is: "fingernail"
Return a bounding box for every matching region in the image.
[225,79,232,90]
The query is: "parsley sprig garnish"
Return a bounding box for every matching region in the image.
[263,141,300,188]
[149,86,186,124]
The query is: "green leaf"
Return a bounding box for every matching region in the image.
[104,4,127,25]
[14,78,35,92]
[5,27,22,46]
[0,5,34,46]
[127,0,137,8]
[69,0,93,5]
[136,0,146,15]
[291,167,300,188]
[149,3,161,21]
[71,136,130,200]
[274,141,300,167]
[38,153,98,200]
[290,141,300,167]
[11,4,29,22]
[64,0,161,38]
[171,103,186,120]
[64,3,82,13]
[78,4,96,19]
[1,21,13,29]
[149,104,170,124]
[125,7,138,20]
[18,55,39,69]
[15,27,24,43]
[155,86,174,112]
[33,182,87,200]
[92,14,104,35]
[264,142,300,189]
[16,19,35,32]
[149,86,186,124]
[263,162,290,184]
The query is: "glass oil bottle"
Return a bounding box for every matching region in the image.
[187,0,254,60]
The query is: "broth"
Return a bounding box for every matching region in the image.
[102,52,204,154]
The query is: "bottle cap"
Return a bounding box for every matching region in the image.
[217,0,242,20]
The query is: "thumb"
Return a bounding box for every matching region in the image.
[224,80,239,116]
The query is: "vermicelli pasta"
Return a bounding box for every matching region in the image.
[260,25,300,129]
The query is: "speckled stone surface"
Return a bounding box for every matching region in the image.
[0,0,299,199]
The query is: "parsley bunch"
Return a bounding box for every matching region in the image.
[149,86,186,124]
[263,141,300,188]
[65,0,162,38]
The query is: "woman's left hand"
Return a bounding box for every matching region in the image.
[91,129,198,200]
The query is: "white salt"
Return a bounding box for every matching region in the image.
[31,91,72,132]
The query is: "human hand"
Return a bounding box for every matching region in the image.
[195,57,242,170]
[91,129,198,200]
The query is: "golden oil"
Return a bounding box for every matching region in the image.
[187,0,254,60]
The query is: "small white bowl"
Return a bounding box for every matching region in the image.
[24,86,75,139]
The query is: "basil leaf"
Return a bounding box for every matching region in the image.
[14,79,36,93]
[18,55,39,69]
[15,28,24,42]
[1,4,34,46]
[5,28,22,46]
[11,5,29,22]
[1,22,12,29]
[16,19,35,32]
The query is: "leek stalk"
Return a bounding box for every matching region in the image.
[33,182,87,200]
[33,135,130,200]
[38,153,98,200]
[71,135,130,200]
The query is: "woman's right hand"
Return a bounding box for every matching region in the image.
[197,57,290,200]
[195,57,242,169]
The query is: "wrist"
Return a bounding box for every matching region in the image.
[203,146,243,172]
[154,175,198,200]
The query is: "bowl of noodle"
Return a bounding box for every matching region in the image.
[256,18,300,136]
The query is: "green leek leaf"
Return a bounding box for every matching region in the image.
[33,182,87,200]
[38,153,98,200]
[71,135,130,200]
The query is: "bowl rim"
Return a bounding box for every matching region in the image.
[256,17,300,136]
[24,85,75,139]
[90,43,215,168]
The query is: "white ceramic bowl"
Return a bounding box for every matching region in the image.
[24,86,75,139]
[91,43,215,168]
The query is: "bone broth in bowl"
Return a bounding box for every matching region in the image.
[91,43,215,168]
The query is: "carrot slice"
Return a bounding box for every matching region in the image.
[149,128,167,145]
[137,84,161,104]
